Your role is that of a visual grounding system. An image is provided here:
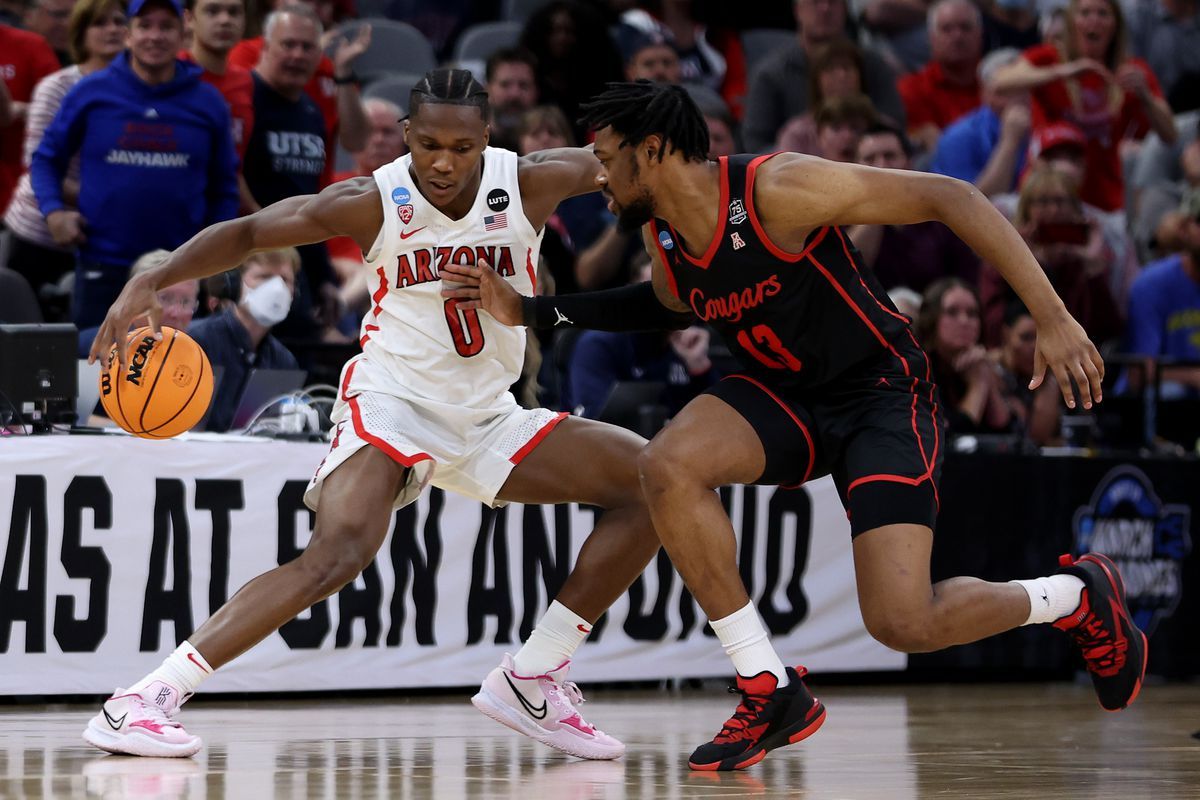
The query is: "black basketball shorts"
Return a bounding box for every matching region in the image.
[704,333,945,537]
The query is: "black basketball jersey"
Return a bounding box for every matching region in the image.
[650,154,913,392]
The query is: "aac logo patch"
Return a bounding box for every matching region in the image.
[391,186,411,205]
[658,229,674,250]
[1072,466,1192,635]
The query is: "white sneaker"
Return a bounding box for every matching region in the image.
[82,681,202,758]
[472,654,624,760]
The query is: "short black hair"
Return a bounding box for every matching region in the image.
[1003,297,1031,328]
[578,80,708,163]
[861,121,913,158]
[410,68,490,121]
[485,46,537,84]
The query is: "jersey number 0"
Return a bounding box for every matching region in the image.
[443,299,485,357]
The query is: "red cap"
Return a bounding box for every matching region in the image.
[1034,122,1086,154]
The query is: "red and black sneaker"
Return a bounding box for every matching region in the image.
[688,666,826,772]
[1053,552,1148,711]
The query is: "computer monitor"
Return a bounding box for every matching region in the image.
[0,323,78,431]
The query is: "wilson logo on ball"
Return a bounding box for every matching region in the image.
[172,364,194,388]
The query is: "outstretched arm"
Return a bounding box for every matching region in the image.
[990,56,1109,94]
[89,178,381,366]
[755,153,1104,409]
[518,147,603,230]
[439,225,691,330]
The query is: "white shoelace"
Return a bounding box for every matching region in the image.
[561,681,585,706]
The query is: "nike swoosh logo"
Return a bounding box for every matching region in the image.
[577,624,591,633]
[1041,592,1049,606]
[399,227,426,240]
[502,672,547,720]
[102,707,127,730]
[187,652,210,673]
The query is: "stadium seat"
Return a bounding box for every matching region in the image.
[328,19,435,82]
[363,72,421,112]
[452,21,522,63]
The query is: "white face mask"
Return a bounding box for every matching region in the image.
[241,275,292,327]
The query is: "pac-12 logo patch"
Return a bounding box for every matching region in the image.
[658,229,674,250]
[1072,465,1192,636]
[397,204,414,224]
[728,199,747,225]
[391,186,411,205]
[486,188,510,211]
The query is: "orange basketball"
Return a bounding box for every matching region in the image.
[99,326,213,439]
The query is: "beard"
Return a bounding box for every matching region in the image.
[614,187,656,232]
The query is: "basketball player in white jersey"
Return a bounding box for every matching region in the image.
[84,69,661,761]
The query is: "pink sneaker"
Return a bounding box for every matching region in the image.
[472,654,624,760]
[82,681,202,758]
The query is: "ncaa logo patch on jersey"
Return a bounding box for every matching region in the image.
[659,229,675,250]
[731,231,746,250]
[397,204,414,224]
[391,186,411,205]
[728,199,747,225]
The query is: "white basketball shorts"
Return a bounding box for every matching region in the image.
[304,354,566,511]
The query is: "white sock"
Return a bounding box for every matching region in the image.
[1011,575,1085,626]
[512,601,593,676]
[710,602,789,686]
[128,641,214,700]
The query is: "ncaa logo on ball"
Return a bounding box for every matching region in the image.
[172,364,194,388]
[397,204,414,224]
[391,187,411,205]
[658,230,674,250]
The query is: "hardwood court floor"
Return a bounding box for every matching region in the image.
[2,682,1198,799]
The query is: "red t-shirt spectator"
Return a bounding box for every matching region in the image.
[1022,43,1162,212]
[0,25,61,214]
[180,51,255,162]
[229,36,339,186]
[898,61,980,133]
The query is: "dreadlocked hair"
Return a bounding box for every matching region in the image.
[410,68,490,121]
[578,81,709,163]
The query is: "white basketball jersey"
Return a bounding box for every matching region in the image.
[358,147,542,410]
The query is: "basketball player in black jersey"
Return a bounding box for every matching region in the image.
[442,82,1147,772]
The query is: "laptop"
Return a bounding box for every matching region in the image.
[229,368,307,431]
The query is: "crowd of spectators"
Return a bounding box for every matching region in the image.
[1,0,1198,447]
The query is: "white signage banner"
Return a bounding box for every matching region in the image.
[0,435,902,695]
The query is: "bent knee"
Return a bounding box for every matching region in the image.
[863,610,939,654]
[637,438,703,495]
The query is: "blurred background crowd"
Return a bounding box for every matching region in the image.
[1,0,1198,450]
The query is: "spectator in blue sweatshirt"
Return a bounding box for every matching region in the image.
[31,0,238,329]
